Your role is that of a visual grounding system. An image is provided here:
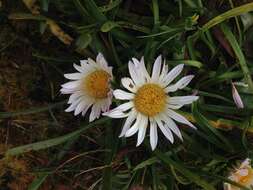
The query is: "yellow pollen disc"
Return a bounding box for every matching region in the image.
[83,70,110,99]
[134,84,166,117]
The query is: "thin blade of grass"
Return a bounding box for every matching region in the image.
[220,23,253,93]
[6,117,109,156]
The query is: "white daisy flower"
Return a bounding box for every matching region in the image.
[103,55,198,150]
[60,53,113,122]
[224,158,253,190]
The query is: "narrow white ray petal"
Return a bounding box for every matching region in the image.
[96,53,108,67]
[65,97,82,112]
[60,88,76,94]
[162,64,184,86]
[140,57,151,80]
[155,118,174,143]
[132,57,148,82]
[168,96,199,105]
[113,89,134,100]
[125,114,143,137]
[167,104,184,109]
[61,81,81,89]
[151,55,162,82]
[119,110,137,137]
[159,61,168,82]
[89,104,101,122]
[87,57,98,66]
[136,116,148,146]
[116,102,134,112]
[64,73,83,80]
[128,61,141,85]
[121,77,137,93]
[232,83,244,108]
[73,63,85,73]
[165,75,194,92]
[68,91,83,104]
[100,98,111,112]
[161,114,183,141]
[80,60,88,67]
[150,120,158,150]
[167,109,196,129]
[103,109,128,118]
[74,101,88,116]
[82,103,92,116]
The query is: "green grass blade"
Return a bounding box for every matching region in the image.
[220,23,253,92]
[6,117,109,156]
[0,101,66,118]
[155,150,216,190]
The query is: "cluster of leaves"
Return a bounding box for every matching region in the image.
[1,0,253,189]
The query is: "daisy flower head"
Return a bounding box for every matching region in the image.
[103,55,199,150]
[224,158,253,190]
[60,53,113,122]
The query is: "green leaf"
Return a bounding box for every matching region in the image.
[101,21,119,32]
[201,2,253,32]
[76,33,92,49]
[133,157,158,171]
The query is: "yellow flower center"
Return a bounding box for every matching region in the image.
[134,84,166,117]
[83,70,110,99]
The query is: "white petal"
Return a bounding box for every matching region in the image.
[89,104,101,122]
[139,57,150,80]
[119,110,137,137]
[74,101,88,116]
[82,103,92,116]
[132,57,149,81]
[150,120,158,150]
[65,97,82,112]
[100,98,112,112]
[96,53,108,67]
[73,63,85,73]
[167,109,196,129]
[151,55,162,82]
[87,57,98,66]
[68,91,83,104]
[125,114,143,137]
[61,81,81,89]
[162,64,184,86]
[128,61,141,85]
[168,96,199,105]
[155,118,174,143]
[136,116,148,146]
[121,77,137,93]
[113,89,134,100]
[64,73,83,80]
[165,75,194,92]
[232,83,244,108]
[60,88,76,94]
[103,109,128,118]
[167,104,184,109]
[159,61,168,82]
[115,102,134,112]
[80,60,88,67]
[161,114,183,141]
